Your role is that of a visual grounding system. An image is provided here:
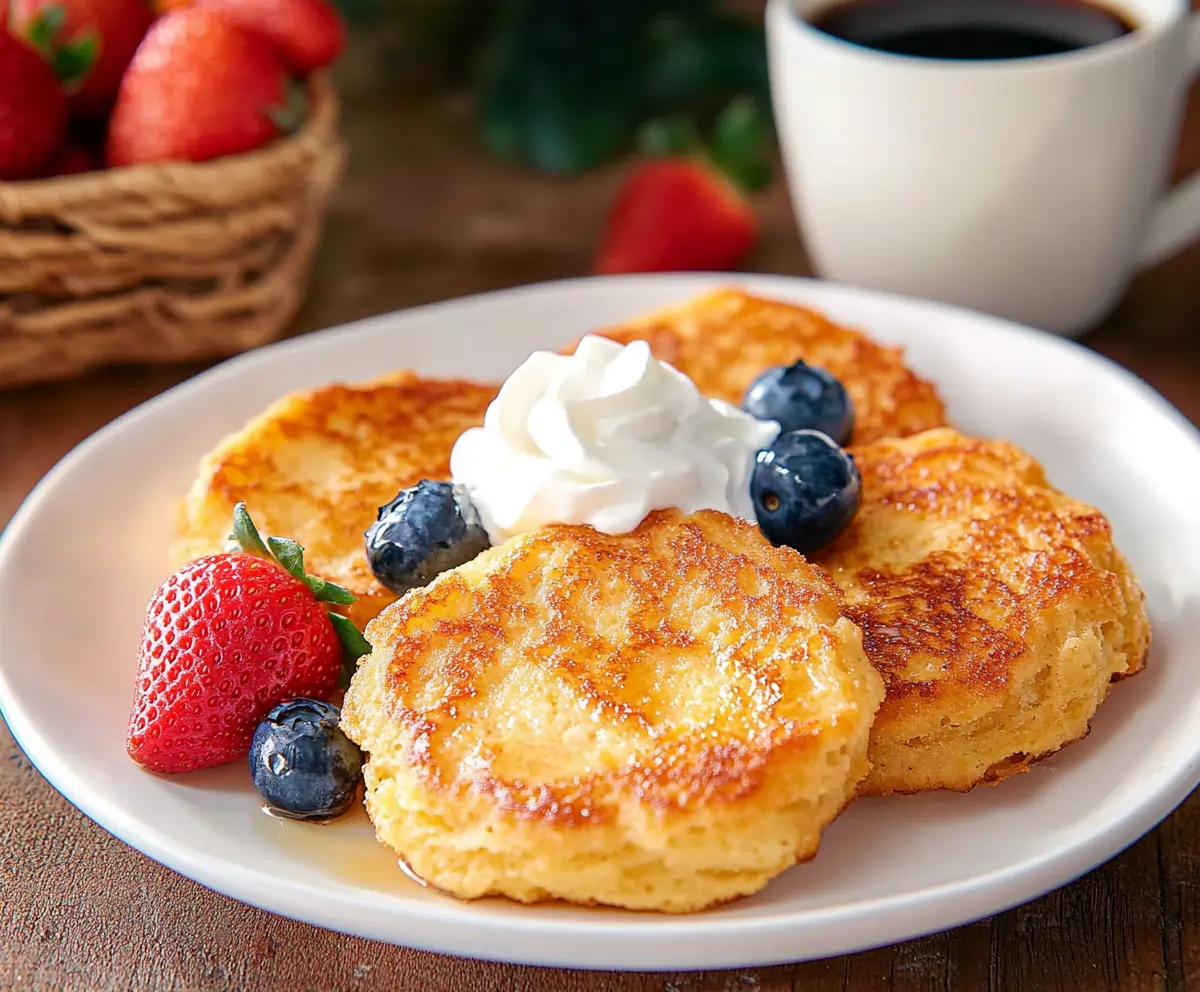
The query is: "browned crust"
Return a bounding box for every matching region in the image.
[810,428,1149,796]
[1113,646,1151,681]
[817,430,1137,721]
[365,509,861,827]
[578,289,948,445]
[863,727,1091,797]
[178,372,497,627]
[180,290,948,635]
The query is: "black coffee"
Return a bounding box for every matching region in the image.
[810,0,1136,60]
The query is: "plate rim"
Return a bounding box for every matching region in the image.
[3,272,1199,971]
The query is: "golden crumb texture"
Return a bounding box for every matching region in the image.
[816,428,1151,795]
[174,289,949,635]
[341,509,884,913]
[579,288,948,444]
[173,371,497,629]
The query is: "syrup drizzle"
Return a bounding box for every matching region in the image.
[259,803,354,824]
[253,801,458,898]
[396,855,430,889]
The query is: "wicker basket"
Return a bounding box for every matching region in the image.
[0,73,346,390]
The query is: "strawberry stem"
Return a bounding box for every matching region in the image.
[304,575,355,606]
[226,502,372,685]
[23,4,98,87]
[266,535,305,577]
[267,80,309,135]
[53,32,97,85]
[329,614,371,689]
[230,503,271,557]
[25,3,64,51]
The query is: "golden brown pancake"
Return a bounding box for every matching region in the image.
[177,290,949,628]
[341,509,884,913]
[583,289,948,444]
[174,372,496,629]
[816,428,1150,795]
[174,305,1149,808]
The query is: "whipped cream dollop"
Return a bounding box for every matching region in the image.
[450,335,780,544]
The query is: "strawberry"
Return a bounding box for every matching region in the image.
[47,142,97,175]
[13,0,154,117]
[593,159,757,275]
[197,0,343,73]
[106,8,292,167]
[127,504,370,774]
[0,29,68,181]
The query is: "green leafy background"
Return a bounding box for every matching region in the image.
[338,0,773,179]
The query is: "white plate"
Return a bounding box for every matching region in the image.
[2,274,1199,971]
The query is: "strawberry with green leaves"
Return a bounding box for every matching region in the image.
[127,503,371,775]
[13,0,153,117]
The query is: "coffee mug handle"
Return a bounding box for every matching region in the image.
[1137,12,1200,269]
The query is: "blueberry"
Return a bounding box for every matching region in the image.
[743,361,854,445]
[365,480,490,595]
[751,430,861,554]
[249,698,363,821]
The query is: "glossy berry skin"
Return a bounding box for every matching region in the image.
[0,31,68,181]
[249,698,363,820]
[365,481,490,595]
[127,554,342,774]
[197,0,345,73]
[106,8,288,167]
[751,430,862,555]
[593,159,757,274]
[743,361,854,446]
[13,0,154,116]
[48,143,97,176]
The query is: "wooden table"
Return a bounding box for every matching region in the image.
[3,27,1200,992]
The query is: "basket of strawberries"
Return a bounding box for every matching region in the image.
[0,0,347,389]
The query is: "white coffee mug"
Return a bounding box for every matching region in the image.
[766,0,1200,336]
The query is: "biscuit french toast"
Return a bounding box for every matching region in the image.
[176,291,948,629]
[174,373,496,629]
[817,428,1150,795]
[583,289,948,444]
[341,509,884,912]
[173,297,1150,817]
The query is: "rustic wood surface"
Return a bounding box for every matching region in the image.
[3,21,1200,992]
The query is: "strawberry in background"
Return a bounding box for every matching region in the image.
[12,0,153,117]
[197,0,345,74]
[106,6,293,166]
[594,160,757,275]
[106,0,345,168]
[0,28,68,180]
[594,98,774,275]
[47,142,98,175]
